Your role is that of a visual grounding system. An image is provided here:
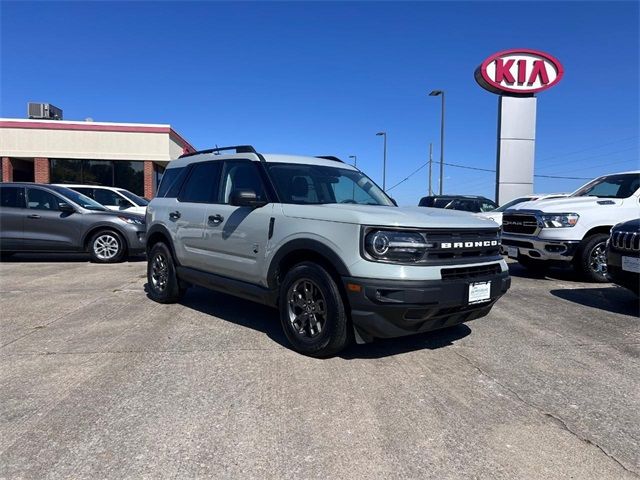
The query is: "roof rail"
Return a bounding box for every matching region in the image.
[179,145,257,159]
[315,155,344,163]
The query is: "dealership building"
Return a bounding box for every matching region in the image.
[0,117,195,198]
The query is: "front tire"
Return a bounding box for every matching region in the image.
[575,233,609,283]
[89,230,126,263]
[147,242,185,303]
[279,262,350,357]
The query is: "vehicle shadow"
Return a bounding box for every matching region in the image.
[550,286,640,317]
[1,253,146,263]
[507,262,584,282]
[153,285,472,358]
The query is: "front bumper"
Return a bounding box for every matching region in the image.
[123,228,146,255]
[606,248,639,294]
[343,269,510,342]
[502,234,579,262]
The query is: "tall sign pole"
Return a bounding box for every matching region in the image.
[475,49,564,204]
[428,142,433,195]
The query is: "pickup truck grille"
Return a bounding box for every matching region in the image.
[611,230,640,252]
[502,213,539,235]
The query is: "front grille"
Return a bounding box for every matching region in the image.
[422,229,501,262]
[441,263,501,281]
[611,230,640,252]
[502,213,539,234]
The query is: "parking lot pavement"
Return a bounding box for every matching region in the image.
[0,255,638,479]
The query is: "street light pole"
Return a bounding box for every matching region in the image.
[428,142,433,196]
[348,155,357,200]
[429,90,445,195]
[376,132,387,191]
[348,155,357,167]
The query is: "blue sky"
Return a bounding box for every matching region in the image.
[1,1,638,205]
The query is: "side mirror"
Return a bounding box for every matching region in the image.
[117,199,130,209]
[58,202,75,213]
[230,189,267,208]
[390,198,398,206]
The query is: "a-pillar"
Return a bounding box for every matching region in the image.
[144,161,156,199]
[34,157,50,183]
[495,96,537,204]
[1,157,13,182]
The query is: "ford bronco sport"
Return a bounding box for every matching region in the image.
[145,146,510,357]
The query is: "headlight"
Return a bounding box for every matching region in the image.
[118,216,145,225]
[540,213,579,228]
[364,230,429,262]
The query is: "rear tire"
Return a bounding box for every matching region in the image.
[89,230,126,263]
[279,262,350,357]
[147,242,185,303]
[575,233,609,283]
[518,255,548,276]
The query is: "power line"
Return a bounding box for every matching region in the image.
[387,159,595,192]
[536,136,638,163]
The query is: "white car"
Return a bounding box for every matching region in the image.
[478,193,567,225]
[54,184,148,215]
[502,171,640,282]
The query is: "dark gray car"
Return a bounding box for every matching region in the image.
[0,183,146,263]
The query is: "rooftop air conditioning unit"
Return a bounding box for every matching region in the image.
[28,103,63,120]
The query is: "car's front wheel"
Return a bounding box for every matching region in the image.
[89,230,126,263]
[279,262,351,357]
[147,242,185,303]
[575,233,610,283]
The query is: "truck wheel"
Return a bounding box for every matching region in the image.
[279,262,350,357]
[518,256,548,276]
[576,233,610,283]
[147,242,186,303]
[89,230,126,263]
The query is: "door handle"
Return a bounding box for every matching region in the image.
[169,211,181,220]
[208,214,224,225]
[27,214,41,219]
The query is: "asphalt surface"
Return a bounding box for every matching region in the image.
[0,255,638,479]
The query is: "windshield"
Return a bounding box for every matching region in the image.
[118,189,149,206]
[266,163,394,206]
[572,173,640,199]
[494,197,532,212]
[49,186,108,211]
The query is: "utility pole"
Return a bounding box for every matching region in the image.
[428,143,433,196]
[429,90,446,194]
[376,132,387,191]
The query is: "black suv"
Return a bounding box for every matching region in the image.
[419,195,498,213]
[606,219,639,295]
[0,183,146,262]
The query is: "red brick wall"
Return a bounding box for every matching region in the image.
[144,161,155,199]
[34,157,50,183]
[1,157,13,182]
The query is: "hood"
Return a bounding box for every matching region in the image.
[613,218,640,231]
[477,211,503,223]
[508,196,625,213]
[85,209,145,222]
[281,204,500,229]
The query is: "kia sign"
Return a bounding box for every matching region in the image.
[475,49,564,95]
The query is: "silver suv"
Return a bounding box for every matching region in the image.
[145,146,510,357]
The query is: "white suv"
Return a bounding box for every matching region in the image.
[55,184,148,215]
[145,146,510,357]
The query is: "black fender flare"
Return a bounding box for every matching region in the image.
[145,223,180,264]
[266,238,350,290]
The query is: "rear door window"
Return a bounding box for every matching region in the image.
[0,186,25,208]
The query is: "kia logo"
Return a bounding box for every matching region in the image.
[475,49,564,95]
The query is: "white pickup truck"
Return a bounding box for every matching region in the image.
[501,171,640,282]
